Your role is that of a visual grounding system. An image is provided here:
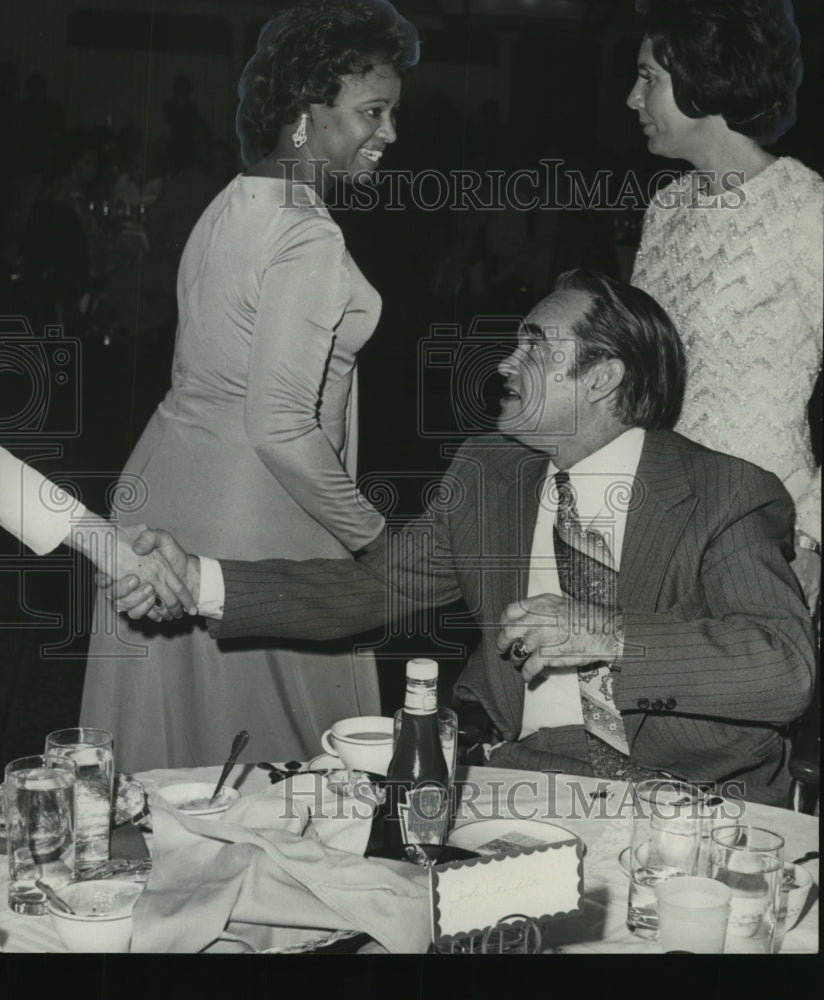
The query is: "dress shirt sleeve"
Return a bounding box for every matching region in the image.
[244,214,384,553]
[197,555,225,619]
[0,447,85,554]
[614,467,815,726]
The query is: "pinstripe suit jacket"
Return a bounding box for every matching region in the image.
[215,430,815,794]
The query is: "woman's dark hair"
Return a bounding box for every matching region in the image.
[236,0,420,167]
[557,268,686,430]
[639,0,802,146]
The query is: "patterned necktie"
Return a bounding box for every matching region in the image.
[551,470,632,766]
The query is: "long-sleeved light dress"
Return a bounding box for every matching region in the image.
[81,175,386,771]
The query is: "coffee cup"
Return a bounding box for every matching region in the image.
[319,716,394,775]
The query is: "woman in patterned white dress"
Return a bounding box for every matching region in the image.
[627,0,822,611]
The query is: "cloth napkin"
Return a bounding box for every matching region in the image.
[131,772,431,954]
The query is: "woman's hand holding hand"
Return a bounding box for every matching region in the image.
[97,524,200,622]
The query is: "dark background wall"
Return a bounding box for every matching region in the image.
[3,1,821,166]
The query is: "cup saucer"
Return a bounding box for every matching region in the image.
[307,753,341,771]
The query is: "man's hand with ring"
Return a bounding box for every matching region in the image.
[498,593,622,684]
[509,637,530,664]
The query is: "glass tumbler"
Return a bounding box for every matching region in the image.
[626,779,704,939]
[45,727,114,871]
[5,754,76,914]
[710,825,784,953]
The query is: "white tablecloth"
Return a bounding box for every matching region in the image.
[0,763,817,955]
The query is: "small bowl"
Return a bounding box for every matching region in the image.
[779,862,815,932]
[47,879,143,953]
[155,782,240,818]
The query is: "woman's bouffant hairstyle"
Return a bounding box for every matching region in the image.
[638,0,802,146]
[557,268,686,431]
[236,0,420,168]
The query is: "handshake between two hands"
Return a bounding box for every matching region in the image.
[98,525,200,624]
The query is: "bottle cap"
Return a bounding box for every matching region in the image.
[406,658,438,681]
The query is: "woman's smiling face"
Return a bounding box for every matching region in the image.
[306,64,401,186]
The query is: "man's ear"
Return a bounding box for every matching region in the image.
[586,358,624,404]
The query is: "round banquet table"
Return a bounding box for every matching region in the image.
[0,764,818,955]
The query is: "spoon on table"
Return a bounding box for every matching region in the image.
[211,729,250,804]
[36,879,75,915]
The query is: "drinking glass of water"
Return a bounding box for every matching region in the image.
[5,754,76,914]
[45,728,114,872]
[626,779,704,940]
[710,825,784,954]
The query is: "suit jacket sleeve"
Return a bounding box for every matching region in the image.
[615,465,815,726]
[210,509,464,641]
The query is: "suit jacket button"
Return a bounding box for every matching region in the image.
[664,698,677,710]
[651,699,664,711]
[637,698,650,710]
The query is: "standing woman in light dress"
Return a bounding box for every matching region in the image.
[81,0,420,771]
[627,0,822,611]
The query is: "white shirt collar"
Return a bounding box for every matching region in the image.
[554,426,645,480]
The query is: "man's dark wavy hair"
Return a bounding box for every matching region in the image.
[236,0,420,168]
[638,0,802,147]
[558,268,686,431]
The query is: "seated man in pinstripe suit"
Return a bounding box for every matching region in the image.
[108,269,815,804]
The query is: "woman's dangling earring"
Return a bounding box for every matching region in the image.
[292,113,308,149]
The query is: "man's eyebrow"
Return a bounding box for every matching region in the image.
[522,322,544,338]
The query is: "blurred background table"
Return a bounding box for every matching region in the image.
[0,764,817,954]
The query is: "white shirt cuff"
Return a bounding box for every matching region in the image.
[197,556,225,619]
